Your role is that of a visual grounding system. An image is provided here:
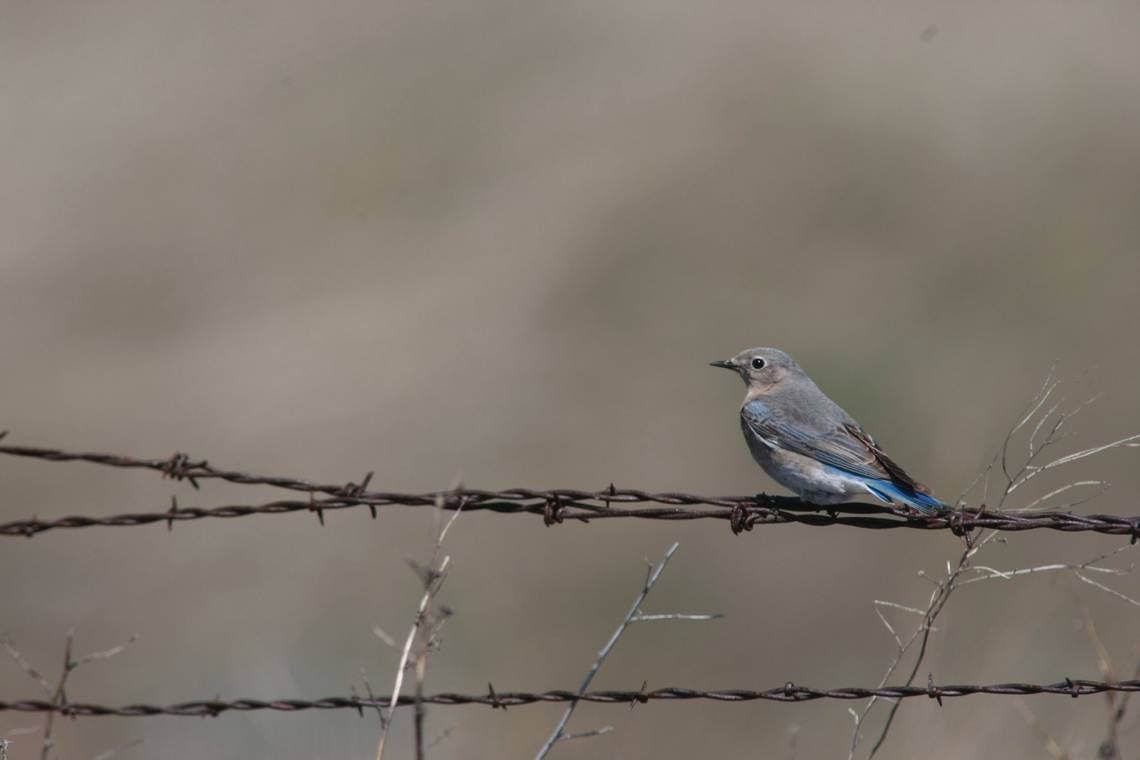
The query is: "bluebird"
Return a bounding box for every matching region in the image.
[711,347,946,513]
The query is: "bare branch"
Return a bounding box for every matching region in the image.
[872,600,927,616]
[358,669,387,728]
[375,556,449,760]
[1017,481,1109,512]
[3,629,141,759]
[535,542,681,759]
[374,490,464,760]
[855,372,1138,760]
[559,726,614,741]
[1074,571,1140,610]
[873,608,902,651]
[1045,434,1140,469]
[74,636,138,668]
[371,627,398,649]
[629,613,724,623]
[957,550,1133,587]
[1,636,54,697]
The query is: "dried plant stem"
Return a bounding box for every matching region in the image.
[1,630,135,760]
[534,542,681,760]
[851,371,1140,760]
[375,496,461,760]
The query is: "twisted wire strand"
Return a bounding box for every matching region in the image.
[2,679,1136,718]
[2,443,1138,538]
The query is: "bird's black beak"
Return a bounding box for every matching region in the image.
[709,359,736,371]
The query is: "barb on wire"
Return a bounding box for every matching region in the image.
[1,679,1137,719]
[1,443,1139,538]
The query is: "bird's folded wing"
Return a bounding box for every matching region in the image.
[841,422,929,494]
[741,403,892,482]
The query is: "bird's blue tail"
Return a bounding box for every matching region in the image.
[863,479,948,515]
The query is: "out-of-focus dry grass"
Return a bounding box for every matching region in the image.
[2,2,1140,758]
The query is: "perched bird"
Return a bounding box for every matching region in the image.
[711,347,946,513]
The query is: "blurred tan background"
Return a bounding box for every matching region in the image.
[3,1,1140,758]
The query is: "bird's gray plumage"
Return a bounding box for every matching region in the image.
[711,347,942,512]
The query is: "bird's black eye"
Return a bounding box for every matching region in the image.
[750,358,766,370]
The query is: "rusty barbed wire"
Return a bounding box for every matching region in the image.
[1,679,1137,718]
[2,442,1139,538]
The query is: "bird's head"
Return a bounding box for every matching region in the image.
[710,347,801,391]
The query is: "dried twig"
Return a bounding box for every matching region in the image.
[535,542,715,759]
[629,613,724,622]
[851,374,1140,760]
[375,494,462,760]
[1,630,136,760]
[1,636,53,696]
[559,726,614,741]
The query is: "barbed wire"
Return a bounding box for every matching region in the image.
[2,442,1138,539]
[6,498,1140,537]
[1,679,1136,718]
